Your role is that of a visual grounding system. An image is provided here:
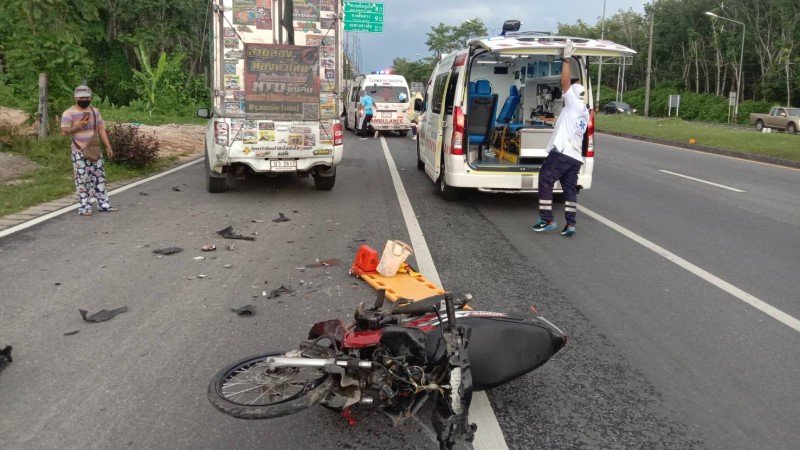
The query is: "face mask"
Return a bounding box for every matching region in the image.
[77,100,91,108]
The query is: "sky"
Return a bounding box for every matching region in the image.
[348,0,647,71]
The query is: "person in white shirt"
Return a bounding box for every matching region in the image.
[532,40,589,237]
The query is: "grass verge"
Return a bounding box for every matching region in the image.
[0,129,177,217]
[100,106,207,126]
[596,115,800,163]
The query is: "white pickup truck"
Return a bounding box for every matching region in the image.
[198,0,344,192]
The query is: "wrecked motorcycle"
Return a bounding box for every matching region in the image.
[207,292,566,448]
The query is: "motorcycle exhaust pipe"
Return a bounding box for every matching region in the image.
[265,356,373,370]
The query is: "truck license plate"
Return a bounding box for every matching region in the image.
[271,160,296,171]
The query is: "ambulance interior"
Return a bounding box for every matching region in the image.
[465,52,584,169]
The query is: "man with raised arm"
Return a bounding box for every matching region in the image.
[532,40,589,237]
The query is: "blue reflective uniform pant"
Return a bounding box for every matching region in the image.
[537,151,582,225]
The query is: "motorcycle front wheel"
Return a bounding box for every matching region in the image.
[208,351,334,420]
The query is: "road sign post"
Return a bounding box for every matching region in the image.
[344,2,384,33]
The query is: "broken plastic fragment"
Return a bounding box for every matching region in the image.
[201,244,216,252]
[198,274,208,278]
[272,213,290,223]
[63,330,80,336]
[0,346,12,373]
[305,258,342,269]
[172,186,182,192]
[79,306,129,323]
[152,247,183,255]
[251,219,266,223]
[231,305,256,316]
[194,256,205,261]
[217,226,256,241]
[266,284,294,299]
[223,264,233,269]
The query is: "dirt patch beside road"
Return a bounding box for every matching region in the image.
[133,124,205,158]
[0,107,29,128]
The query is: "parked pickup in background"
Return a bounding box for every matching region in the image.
[749,107,800,134]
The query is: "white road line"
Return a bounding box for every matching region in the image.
[658,169,746,192]
[579,205,800,334]
[380,137,509,450]
[0,158,202,239]
[602,133,800,172]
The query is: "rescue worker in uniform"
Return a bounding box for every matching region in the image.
[532,40,588,237]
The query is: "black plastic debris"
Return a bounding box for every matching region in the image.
[0,346,11,373]
[266,284,294,299]
[231,305,256,316]
[139,192,149,196]
[172,186,182,192]
[63,330,80,336]
[305,259,342,269]
[272,213,290,223]
[217,226,256,241]
[153,247,183,255]
[79,306,129,323]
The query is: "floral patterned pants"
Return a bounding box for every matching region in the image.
[71,151,112,213]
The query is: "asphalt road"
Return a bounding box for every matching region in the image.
[1,131,797,449]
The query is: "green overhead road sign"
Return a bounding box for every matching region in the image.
[344,2,384,33]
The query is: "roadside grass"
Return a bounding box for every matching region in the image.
[596,115,800,163]
[0,127,176,217]
[100,106,207,126]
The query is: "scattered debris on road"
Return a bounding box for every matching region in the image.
[193,256,205,261]
[63,330,80,336]
[138,192,149,196]
[172,186,182,192]
[79,306,129,323]
[201,244,216,252]
[305,258,342,269]
[251,219,266,223]
[231,305,256,316]
[227,244,236,251]
[223,264,233,269]
[217,226,256,240]
[266,284,294,299]
[0,346,11,373]
[272,212,290,223]
[153,247,183,255]
[198,274,208,278]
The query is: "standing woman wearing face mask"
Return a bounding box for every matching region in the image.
[60,85,116,216]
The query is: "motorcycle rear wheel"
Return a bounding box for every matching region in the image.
[208,351,334,419]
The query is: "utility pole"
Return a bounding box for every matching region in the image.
[595,0,607,106]
[644,15,654,117]
[37,73,48,139]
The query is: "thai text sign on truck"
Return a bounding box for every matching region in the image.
[200,0,344,193]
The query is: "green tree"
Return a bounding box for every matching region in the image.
[426,23,457,57]
[392,57,437,83]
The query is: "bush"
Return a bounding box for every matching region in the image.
[107,123,159,167]
[596,85,779,125]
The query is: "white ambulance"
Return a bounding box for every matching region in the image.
[414,21,636,200]
[345,73,413,136]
